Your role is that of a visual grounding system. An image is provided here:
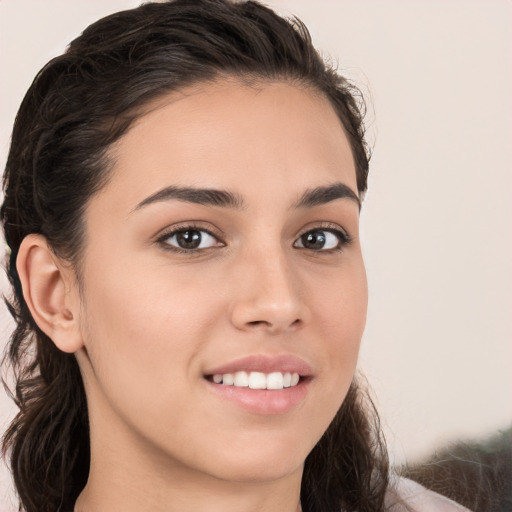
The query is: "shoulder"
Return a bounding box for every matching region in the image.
[385,475,473,512]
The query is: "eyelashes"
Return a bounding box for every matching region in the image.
[293,225,352,251]
[157,225,224,252]
[156,222,352,255]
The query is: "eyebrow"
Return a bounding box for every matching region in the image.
[292,182,361,210]
[133,185,246,211]
[133,181,360,212]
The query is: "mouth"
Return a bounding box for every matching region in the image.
[203,354,313,414]
[205,371,309,390]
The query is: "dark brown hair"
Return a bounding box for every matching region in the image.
[1,1,387,511]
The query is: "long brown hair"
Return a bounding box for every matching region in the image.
[1,1,388,511]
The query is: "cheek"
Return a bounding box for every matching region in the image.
[79,258,222,403]
[316,255,367,335]
[78,262,233,460]
[311,258,367,390]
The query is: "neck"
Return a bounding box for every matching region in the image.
[76,476,302,512]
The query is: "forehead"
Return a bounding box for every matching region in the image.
[100,80,357,210]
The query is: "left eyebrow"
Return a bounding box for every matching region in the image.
[132,185,246,212]
[292,182,361,210]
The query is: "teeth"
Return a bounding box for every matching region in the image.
[266,372,284,390]
[211,371,301,390]
[234,371,249,387]
[248,371,267,389]
[222,373,234,385]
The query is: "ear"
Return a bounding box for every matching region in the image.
[16,234,84,353]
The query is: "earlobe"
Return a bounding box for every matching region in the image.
[16,234,84,354]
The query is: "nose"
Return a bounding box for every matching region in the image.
[229,248,310,335]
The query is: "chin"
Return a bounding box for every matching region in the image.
[195,432,312,483]
[211,455,305,484]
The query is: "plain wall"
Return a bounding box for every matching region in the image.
[1,0,511,508]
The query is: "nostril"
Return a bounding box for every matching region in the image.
[243,318,303,335]
[247,320,269,327]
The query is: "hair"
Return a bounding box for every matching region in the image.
[1,1,388,511]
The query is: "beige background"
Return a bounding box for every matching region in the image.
[1,0,511,508]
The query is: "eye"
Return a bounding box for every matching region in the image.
[159,227,223,252]
[294,227,350,251]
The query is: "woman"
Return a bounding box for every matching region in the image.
[1,1,471,511]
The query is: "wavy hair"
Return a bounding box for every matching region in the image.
[1,1,388,511]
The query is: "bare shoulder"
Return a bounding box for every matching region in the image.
[385,475,473,512]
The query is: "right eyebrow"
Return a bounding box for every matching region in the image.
[132,185,246,212]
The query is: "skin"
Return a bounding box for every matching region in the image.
[18,80,367,512]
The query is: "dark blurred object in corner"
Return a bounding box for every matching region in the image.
[399,426,512,512]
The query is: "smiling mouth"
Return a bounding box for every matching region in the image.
[205,371,306,390]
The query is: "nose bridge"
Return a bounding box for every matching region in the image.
[230,240,309,333]
[253,244,296,302]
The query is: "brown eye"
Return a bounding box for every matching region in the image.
[162,228,221,251]
[301,231,326,249]
[294,229,347,251]
[177,230,202,249]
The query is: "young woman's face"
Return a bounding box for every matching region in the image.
[75,80,367,484]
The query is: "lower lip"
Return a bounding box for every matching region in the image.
[205,378,310,415]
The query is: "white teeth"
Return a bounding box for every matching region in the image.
[248,371,267,389]
[266,372,284,390]
[222,373,234,385]
[234,371,249,387]
[212,371,301,390]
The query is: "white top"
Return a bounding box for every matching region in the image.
[386,476,473,511]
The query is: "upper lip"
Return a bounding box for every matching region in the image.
[204,354,313,377]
